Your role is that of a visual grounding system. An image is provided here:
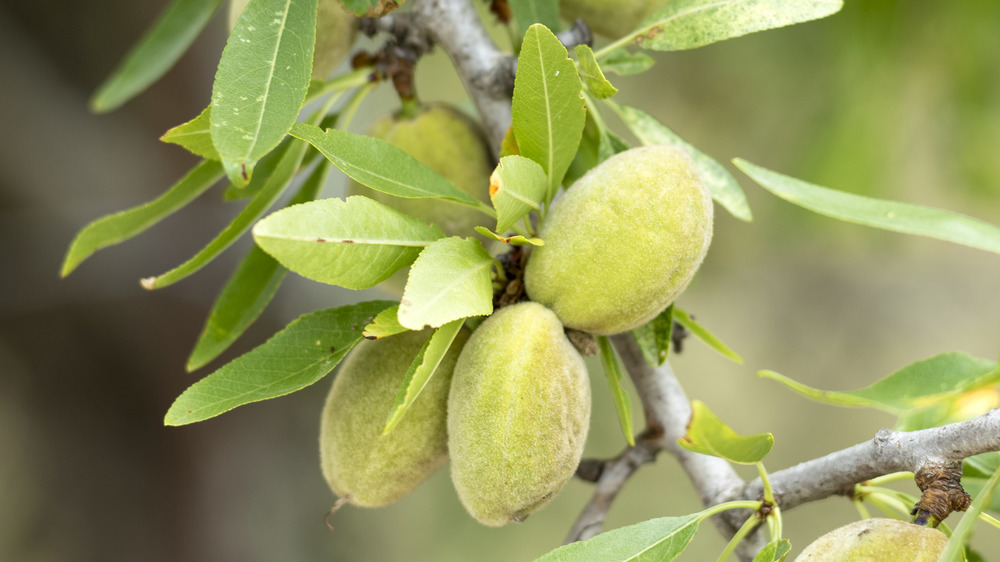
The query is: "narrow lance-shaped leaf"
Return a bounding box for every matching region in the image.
[673,307,743,363]
[574,45,618,99]
[735,159,1000,255]
[211,0,317,186]
[679,400,773,464]
[474,227,544,247]
[632,0,842,52]
[165,300,395,425]
[141,134,312,289]
[490,155,548,233]
[759,352,998,414]
[91,0,224,112]
[253,196,444,289]
[535,513,703,561]
[362,305,408,340]
[607,101,751,221]
[382,319,464,434]
[632,304,674,367]
[597,336,635,447]
[61,160,223,277]
[940,466,1000,562]
[289,122,490,212]
[398,237,494,330]
[512,24,587,201]
[185,158,332,372]
[508,0,560,37]
[161,106,219,160]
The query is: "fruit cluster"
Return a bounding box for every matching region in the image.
[319,103,714,525]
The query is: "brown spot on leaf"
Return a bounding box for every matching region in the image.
[489,169,501,197]
[316,238,327,242]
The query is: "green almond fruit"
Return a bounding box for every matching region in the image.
[560,0,669,39]
[319,328,467,507]
[229,0,357,80]
[795,518,949,561]
[448,302,591,526]
[524,145,713,335]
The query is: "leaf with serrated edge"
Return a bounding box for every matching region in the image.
[363,305,408,340]
[601,50,655,76]
[597,336,635,447]
[760,352,998,414]
[253,196,444,289]
[141,135,311,289]
[608,101,751,221]
[473,227,544,247]
[211,0,316,186]
[165,300,394,425]
[735,159,1000,255]
[383,319,464,434]
[632,304,673,367]
[398,237,494,330]
[62,160,223,277]
[289,122,485,208]
[534,513,702,561]
[574,45,617,99]
[161,106,219,160]
[673,307,743,363]
[680,400,773,464]
[186,159,331,371]
[634,0,842,52]
[490,155,548,233]
[512,24,586,200]
[91,0,224,112]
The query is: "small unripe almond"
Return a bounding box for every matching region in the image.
[319,328,467,507]
[795,518,949,561]
[524,146,713,335]
[448,302,591,526]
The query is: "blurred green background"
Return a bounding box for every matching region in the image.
[1,0,999,560]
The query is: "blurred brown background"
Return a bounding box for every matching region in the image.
[1,0,999,560]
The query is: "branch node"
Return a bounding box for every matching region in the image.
[912,462,972,526]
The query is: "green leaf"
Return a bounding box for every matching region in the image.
[398,237,494,330]
[634,0,842,52]
[185,159,331,371]
[752,539,792,562]
[512,24,587,200]
[679,400,773,464]
[90,0,224,112]
[574,45,618,99]
[382,319,464,434]
[211,0,317,186]
[253,196,444,289]
[534,513,702,561]
[61,160,223,277]
[597,336,635,447]
[509,0,560,37]
[601,50,655,76]
[607,101,752,222]
[339,0,378,16]
[673,307,743,363]
[940,466,1000,562]
[165,300,394,425]
[140,136,312,289]
[490,155,548,233]
[362,305,408,340]
[759,352,998,415]
[473,227,544,247]
[735,159,1000,255]
[289,122,488,210]
[632,304,674,367]
[161,106,219,160]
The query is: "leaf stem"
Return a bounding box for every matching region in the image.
[337,83,377,132]
[307,66,374,103]
[716,514,760,562]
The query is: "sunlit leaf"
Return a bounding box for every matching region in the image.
[574,45,618,99]
[597,336,635,447]
[91,0,224,112]
[673,307,743,363]
[362,305,408,340]
[735,159,1000,255]
[535,513,702,561]
[679,400,773,464]
[165,300,394,425]
[252,196,444,289]
[398,237,494,330]
[490,155,548,233]
[61,160,223,277]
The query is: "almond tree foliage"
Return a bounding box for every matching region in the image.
[65,0,1000,559]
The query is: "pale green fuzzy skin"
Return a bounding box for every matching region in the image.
[559,0,670,39]
[524,146,713,335]
[229,0,357,80]
[794,519,948,561]
[319,328,468,507]
[448,302,591,527]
